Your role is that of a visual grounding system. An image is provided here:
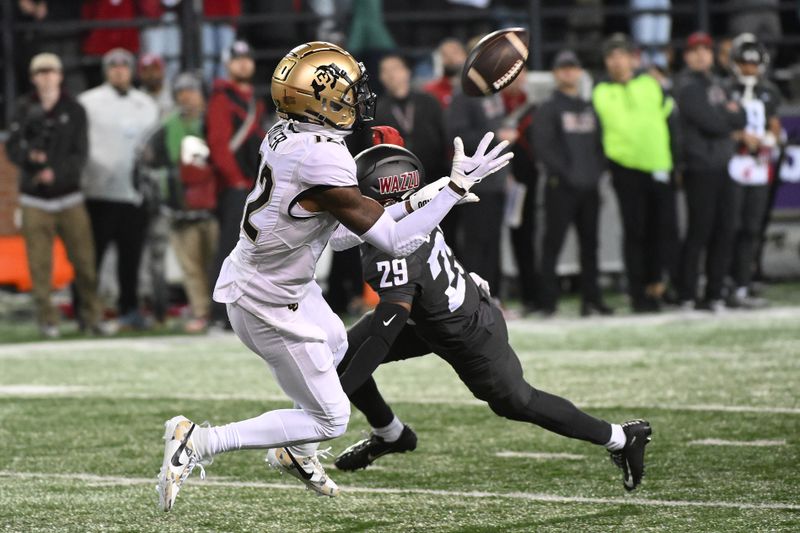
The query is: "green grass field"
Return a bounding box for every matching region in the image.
[1,307,799,532]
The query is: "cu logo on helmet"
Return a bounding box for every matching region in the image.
[311,64,344,100]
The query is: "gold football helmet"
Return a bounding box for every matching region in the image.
[271,41,376,130]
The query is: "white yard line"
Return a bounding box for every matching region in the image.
[495,451,586,460]
[689,439,787,447]
[1,385,799,415]
[1,470,798,511]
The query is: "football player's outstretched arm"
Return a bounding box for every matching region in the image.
[313,132,512,258]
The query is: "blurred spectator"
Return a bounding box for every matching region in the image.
[7,53,107,338]
[375,53,448,184]
[424,38,468,109]
[79,48,159,329]
[139,0,182,83]
[728,0,782,47]
[533,51,611,317]
[206,40,265,328]
[202,0,240,83]
[347,0,397,84]
[725,34,782,308]
[447,37,514,297]
[136,53,174,324]
[715,36,735,78]
[674,32,746,311]
[503,68,540,314]
[592,34,676,313]
[138,53,174,117]
[142,73,219,331]
[15,1,85,95]
[630,0,671,69]
[501,97,539,314]
[81,0,140,88]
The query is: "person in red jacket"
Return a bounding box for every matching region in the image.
[206,39,265,328]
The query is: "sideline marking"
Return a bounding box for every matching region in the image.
[495,451,586,460]
[1,471,798,511]
[689,439,786,447]
[1,385,799,415]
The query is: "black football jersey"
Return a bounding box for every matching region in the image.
[360,227,495,354]
[726,79,781,137]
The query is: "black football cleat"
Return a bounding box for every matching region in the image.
[610,419,652,491]
[334,425,417,471]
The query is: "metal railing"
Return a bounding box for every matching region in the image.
[2,0,799,127]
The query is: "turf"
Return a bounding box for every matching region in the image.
[1,307,799,532]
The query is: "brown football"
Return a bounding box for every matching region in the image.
[461,28,530,97]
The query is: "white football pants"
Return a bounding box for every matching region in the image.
[223,282,350,453]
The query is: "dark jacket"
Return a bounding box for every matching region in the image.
[6,92,88,199]
[675,69,747,171]
[446,91,509,193]
[373,90,448,182]
[206,79,265,190]
[532,90,606,190]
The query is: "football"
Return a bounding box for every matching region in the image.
[461,27,530,97]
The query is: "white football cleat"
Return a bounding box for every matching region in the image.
[266,447,339,497]
[156,415,208,511]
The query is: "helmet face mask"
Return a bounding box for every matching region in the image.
[271,42,377,131]
[355,144,425,206]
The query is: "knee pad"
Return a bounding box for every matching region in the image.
[317,396,351,439]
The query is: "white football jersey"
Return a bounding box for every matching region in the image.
[213,120,356,306]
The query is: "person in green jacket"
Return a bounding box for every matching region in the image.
[592,33,678,313]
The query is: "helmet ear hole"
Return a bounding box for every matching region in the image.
[330,101,343,112]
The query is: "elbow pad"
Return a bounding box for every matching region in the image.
[329,224,363,252]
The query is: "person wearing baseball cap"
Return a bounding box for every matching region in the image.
[674,31,747,312]
[533,50,611,317]
[138,53,174,117]
[592,34,677,313]
[78,48,160,330]
[6,53,112,338]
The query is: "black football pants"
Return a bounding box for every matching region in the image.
[679,169,738,301]
[609,162,678,306]
[730,183,770,289]
[340,304,612,446]
[539,178,601,311]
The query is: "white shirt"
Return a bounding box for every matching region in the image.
[79,84,159,204]
[213,120,356,306]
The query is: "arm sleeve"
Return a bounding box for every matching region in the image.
[329,223,364,251]
[360,185,462,257]
[531,103,571,177]
[206,92,249,189]
[677,82,746,137]
[329,201,410,251]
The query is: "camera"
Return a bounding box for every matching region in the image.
[23,103,54,172]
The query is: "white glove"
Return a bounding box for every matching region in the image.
[469,272,491,299]
[405,177,480,211]
[450,132,514,193]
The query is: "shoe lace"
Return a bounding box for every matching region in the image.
[315,447,334,461]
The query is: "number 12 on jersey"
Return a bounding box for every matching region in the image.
[242,161,274,242]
